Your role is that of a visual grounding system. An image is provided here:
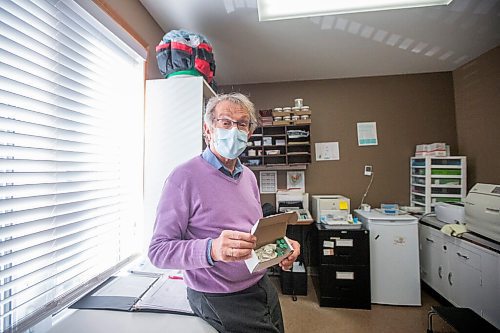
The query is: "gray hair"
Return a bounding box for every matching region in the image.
[204,93,259,132]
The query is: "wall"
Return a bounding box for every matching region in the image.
[223,73,457,208]
[453,46,500,186]
[99,0,164,79]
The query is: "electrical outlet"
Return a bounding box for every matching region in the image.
[364,165,373,176]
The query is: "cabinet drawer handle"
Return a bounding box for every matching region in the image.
[486,208,500,214]
[438,266,443,279]
[456,252,469,260]
[448,272,453,286]
[425,237,434,243]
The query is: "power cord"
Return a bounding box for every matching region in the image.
[359,172,374,209]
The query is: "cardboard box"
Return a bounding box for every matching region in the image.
[245,211,298,273]
[415,143,448,157]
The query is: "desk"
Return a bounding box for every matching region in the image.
[48,308,217,333]
[286,220,314,267]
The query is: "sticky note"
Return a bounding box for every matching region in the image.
[339,201,348,210]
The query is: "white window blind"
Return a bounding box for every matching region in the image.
[0,0,145,332]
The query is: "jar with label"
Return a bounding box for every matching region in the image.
[283,115,291,121]
[292,106,301,112]
[283,107,292,113]
[291,115,299,121]
[274,107,283,112]
[274,116,283,121]
[300,115,309,120]
[301,106,310,111]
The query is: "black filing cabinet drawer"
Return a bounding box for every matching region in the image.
[317,228,369,265]
[318,265,371,309]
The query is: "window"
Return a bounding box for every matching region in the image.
[0,1,145,331]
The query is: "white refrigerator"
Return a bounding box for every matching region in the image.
[354,209,421,306]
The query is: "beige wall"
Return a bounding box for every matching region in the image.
[453,46,500,187]
[100,0,164,79]
[100,0,499,202]
[223,73,457,209]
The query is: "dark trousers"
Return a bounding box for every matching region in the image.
[187,275,284,333]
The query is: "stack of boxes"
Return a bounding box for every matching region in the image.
[415,143,449,157]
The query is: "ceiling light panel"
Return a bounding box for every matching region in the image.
[257,0,454,21]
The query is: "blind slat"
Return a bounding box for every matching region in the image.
[0,130,103,154]
[0,216,121,266]
[0,3,123,83]
[1,229,121,310]
[9,0,125,71]
[0,160,119,174]
[0,20,97,83]
[0,60,100,108]
[0,226,122,284]
[0,188,121,215]
[0,171,118,186]
[0,144,119,162]
[0,48,104,101]
[1,202,120,241]
[0,89,98,125]
[0,76,101,118]
[0,34,102,93]
[0,116,105,144]
[0,104,98,137]
[1,180,120,199]
[0,196,120,226]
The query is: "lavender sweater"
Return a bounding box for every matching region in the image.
[148,155,265,293]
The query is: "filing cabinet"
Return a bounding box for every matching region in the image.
[315,224,371,309]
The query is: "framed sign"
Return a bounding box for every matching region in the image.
[260,171,277,193]
[286,171,305,191]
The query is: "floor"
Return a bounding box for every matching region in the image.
[273,275,454,333]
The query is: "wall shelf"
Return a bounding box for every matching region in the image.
[242,123,311,169]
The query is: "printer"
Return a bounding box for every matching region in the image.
[464,183,500,242]
[276,190,313,223]
[312,195,354,225]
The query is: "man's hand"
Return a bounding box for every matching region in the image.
[279,238,300,271]
[211,230,257,262]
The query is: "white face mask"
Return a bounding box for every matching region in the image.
[213,127,248,159]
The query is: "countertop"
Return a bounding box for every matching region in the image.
[419,215,500,254]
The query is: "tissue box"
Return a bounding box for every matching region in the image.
[245,211,298,273]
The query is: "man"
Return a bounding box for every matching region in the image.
[149,93,300,333]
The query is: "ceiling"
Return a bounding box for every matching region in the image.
[139,0,500,85]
